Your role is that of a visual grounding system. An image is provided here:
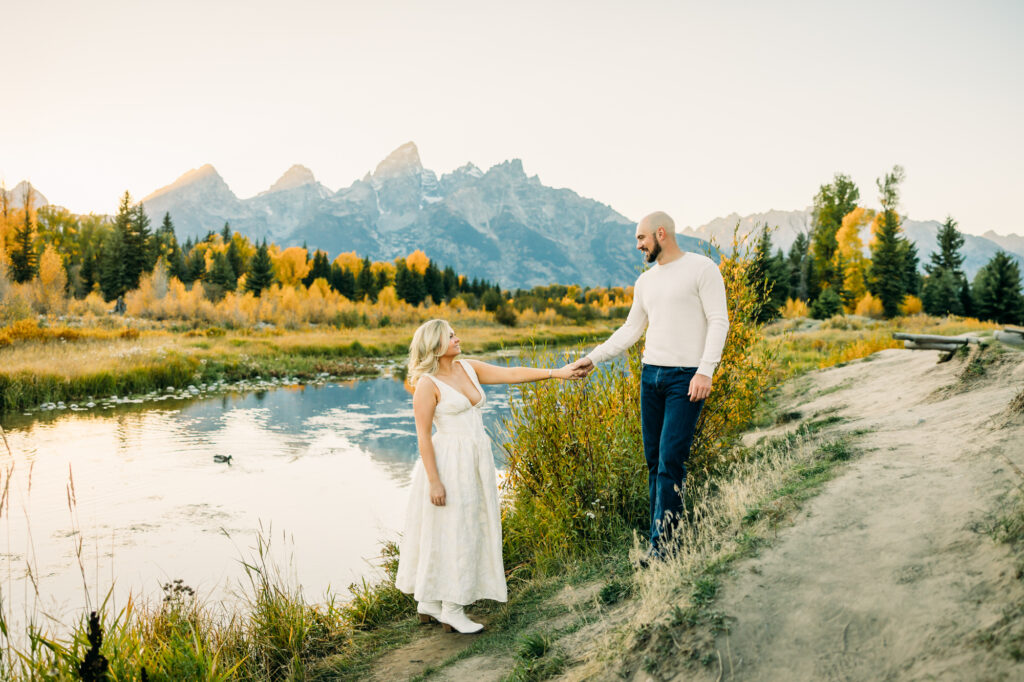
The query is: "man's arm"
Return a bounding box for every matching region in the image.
[572,281,647,375]
[689,262,730,400]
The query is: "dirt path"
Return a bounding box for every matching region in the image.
[687,349,1024,681]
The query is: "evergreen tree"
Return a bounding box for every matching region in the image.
[921,216,970,316]
[303,250,331,286]
[221,223,232,243]
[424,262,444,303]
[810,287,842,319]
[98,227,126,301]
[226,235,245,281]
[747,225,785,322]
[787,232,811,301]
[355,257,375,300]
[441,266,459,299]
[868,166,909,317]
[810,173,860,298]
[330,263,356,299]
[207,250,237,297]
[183,246,206,284]
[899,239,921,296]
[79,242,100,294]
[121,199,154,289]
[10,188,38,283]
[245,240,275,296]
[972,251,1024,324]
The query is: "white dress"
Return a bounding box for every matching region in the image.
[395,360,508,605]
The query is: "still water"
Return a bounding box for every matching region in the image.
[0,367,515,630]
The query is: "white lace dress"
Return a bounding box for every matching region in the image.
[395,360,508,605]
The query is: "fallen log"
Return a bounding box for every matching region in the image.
[995,330,1024,346]
[892,332,983,345]
[903,341,964,352]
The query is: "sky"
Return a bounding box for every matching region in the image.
[2,0,1022,235]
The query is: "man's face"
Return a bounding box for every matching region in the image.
[636,226,661,264]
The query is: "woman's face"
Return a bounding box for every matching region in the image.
[441,326,461,357]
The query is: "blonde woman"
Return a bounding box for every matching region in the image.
[395,319,580,633]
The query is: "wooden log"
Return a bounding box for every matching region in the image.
[995,330,1024,346]
[892,332,979,345]
[903,340,963,352]
[1003,325,1024,336]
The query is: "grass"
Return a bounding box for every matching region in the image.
[975,490,1024,661]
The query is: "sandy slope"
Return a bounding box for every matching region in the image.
[688,348,1024,681]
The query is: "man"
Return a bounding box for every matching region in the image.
[571,211,729,559]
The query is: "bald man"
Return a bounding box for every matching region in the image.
[571,211,729,560]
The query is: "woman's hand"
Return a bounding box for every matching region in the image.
[552,364,586,380]
[429,479,447,506]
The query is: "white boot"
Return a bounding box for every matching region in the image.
[440,602,483,634]
[417,600,442,624]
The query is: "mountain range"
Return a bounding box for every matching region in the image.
[9,144,1024,287]
[139,143,710,288]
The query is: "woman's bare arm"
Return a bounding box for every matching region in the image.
[412,379,446,506]
[463,358,579,385]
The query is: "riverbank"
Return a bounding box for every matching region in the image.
[0,317,617,415]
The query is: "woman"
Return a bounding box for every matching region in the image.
[395,319,579,633]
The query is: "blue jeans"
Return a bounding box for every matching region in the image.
[641,365,704,552]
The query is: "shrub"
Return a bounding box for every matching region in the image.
[781,297,809,319]
[854,292,884,318]
[494,303,518,327]
[810,288,842,319]
[900,294,923,316]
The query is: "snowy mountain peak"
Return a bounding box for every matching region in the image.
[264,165,319,195]
[373,142,422,179]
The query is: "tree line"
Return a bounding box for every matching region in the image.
[746,166,1024,324]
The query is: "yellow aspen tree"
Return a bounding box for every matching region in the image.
[333,251,363,274]
[834,207,874,312]
[405,249,430,275]
[271,246,311,287]
[371,260,396,284]
[36,244,67,314]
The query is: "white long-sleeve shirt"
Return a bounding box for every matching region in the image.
[585,252,730,378]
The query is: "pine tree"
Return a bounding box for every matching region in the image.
[868,166,909,317]
[747,225,786,322]
[921,216,969,316]
[226,236,245,281]
[787,232,811,301]
[221,222,232,243]
[424,262,444,303]
[810,173,860,298]
[183,246,206,284]
[330,263,356,298]
[207,250,237,298]
[355,257,375,300]
[245,240,275,296]
[9,185,38,283]
[972,251,1024,324]
[121,199,154,290]
[303,250,331,287]
[98,227,126,301]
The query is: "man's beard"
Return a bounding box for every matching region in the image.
[644,241,662,264]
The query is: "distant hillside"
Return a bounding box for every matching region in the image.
[140,143,712,289]
[681,209,1024,279]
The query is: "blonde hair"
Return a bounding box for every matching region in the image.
[407,319,451,386]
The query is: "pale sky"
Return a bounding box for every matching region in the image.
[2,0,1021,235]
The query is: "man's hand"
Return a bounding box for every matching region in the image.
[689,373,712,402]
[568,357,595,378]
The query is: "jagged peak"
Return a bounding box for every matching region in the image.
[263,164,319,194]
[143,163,231,202]
[2,180,48,208]
[372,142,422,179]
[487,158,526,177]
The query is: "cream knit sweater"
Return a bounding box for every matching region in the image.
[585,252,730,378]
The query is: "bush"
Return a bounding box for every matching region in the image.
[494,303,518,327]
[854,292,885,318]
[810,288,842,319]
[781,297,809,319]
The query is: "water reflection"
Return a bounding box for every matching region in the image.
[0,371,515,633]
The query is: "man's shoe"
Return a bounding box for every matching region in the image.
[636,548,662,569]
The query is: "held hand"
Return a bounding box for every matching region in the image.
[689,373,712,402]
[553,364,586,380]
[568,357,595,378]
[429,479,446,506]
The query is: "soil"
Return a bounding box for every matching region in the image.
[684,348,1024,681]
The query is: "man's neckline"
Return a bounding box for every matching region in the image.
[655,252,687,267]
